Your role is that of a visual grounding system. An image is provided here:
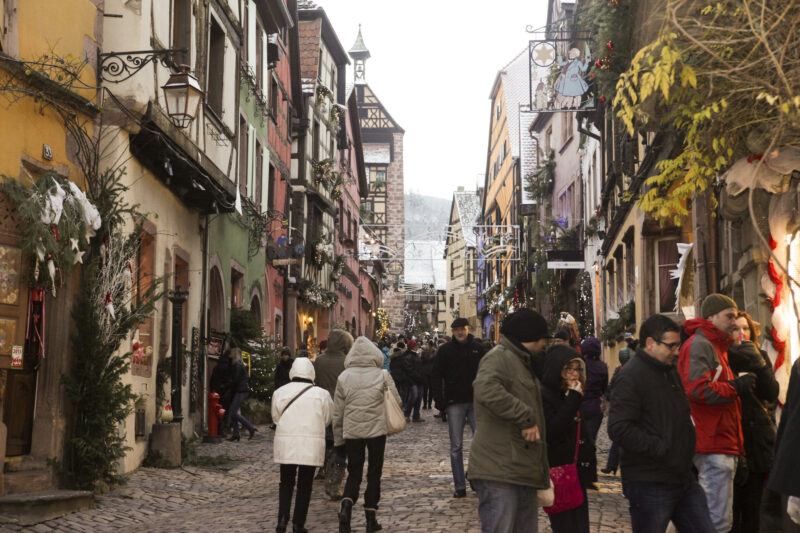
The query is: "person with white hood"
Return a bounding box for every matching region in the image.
[272,357,333,533]
[334,337,402,533]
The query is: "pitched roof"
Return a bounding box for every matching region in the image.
[491,48,533,159]
[404,240,447,292]
[453,191,481,247]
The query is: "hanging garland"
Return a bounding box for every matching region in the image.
[577,0,634,103]
[2,172,101,296]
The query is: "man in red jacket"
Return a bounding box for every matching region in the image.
[678,294,756,533]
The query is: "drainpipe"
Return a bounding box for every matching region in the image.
[199,214,209,433]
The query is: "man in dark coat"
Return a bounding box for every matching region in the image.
[768,357,800,528]
[430,317,486,497]
[274,347,293,391]
[608,314,714,533]
[390,340,425,421]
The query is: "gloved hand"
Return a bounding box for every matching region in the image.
[788,495,800,525]
[729,373,756,396]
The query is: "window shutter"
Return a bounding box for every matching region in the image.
[246,125,256,197]
[247,0,257,71]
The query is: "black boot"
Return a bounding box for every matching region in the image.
[292,524,308,533]
[365,508,382,532]
[276,516,289,533]
[339,498,353,533]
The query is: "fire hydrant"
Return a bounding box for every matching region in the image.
[208,392,226,437]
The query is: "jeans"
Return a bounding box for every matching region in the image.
[446,402,476,491]
[401,383,422,420]
[547,485,589,533]
[278,464,315,527]
[622,480,716,533]
[605,441,619,472]
[583,413,603,443]
[693,453,736,533]
[473,478,539,533]
[422,377,433,408]
[343,435,386,508]
[229,391,255,437]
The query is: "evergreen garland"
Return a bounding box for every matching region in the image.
[60,167,163,490]
[577,0,634,101]
[1,172,99,292]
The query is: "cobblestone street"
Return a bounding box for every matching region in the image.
[5,410,632,532]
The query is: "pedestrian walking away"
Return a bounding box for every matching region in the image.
[389,339,425,422]
[430,317,486,498]
[608,313,715,533]
[727,311,778,533]
[227,348,258,441]
[579,336,607,490]
[678,294,750,533]
[541,344,594,533]
[333,336,402,533]
[469,309,550,533]
[314,329,355,498]
[602,343,632,475]
[272,358,333,533]
[420,340,437,410]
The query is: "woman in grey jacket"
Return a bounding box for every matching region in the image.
[333,337,402,533]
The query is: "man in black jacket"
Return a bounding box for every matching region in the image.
[431,317,486,498]
[608,314,714,533]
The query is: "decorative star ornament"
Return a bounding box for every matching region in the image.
[70,237,80,252]
[73,249,84,264]
[532,42,556,67]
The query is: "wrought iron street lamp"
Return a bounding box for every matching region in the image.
[161,65,203,129]
[98,48,201,128]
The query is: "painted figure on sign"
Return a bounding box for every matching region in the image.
[554,46,590,109]
[535,79,549,110]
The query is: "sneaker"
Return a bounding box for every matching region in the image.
[453,489,467,498]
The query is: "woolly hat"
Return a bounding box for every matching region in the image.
[407,339,419,351]
[580,337,602,357]
[553,330,569,341]
[701,293,738,319]
[500,309,549,342]
[451,317,469,328]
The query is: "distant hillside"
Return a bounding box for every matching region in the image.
[405,192,451,240]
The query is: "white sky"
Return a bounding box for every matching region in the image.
[319,0,548,200]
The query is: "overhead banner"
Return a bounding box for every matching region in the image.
[546,249,585,270]
[529,39,597,113]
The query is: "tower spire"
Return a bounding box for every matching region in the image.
[349,25,371,84]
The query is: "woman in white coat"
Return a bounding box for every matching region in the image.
[272,357,333,533]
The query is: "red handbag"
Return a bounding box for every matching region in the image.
[543,417,585,514]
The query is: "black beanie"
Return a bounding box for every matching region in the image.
[500,309,549,342]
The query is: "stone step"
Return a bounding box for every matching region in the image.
[3,469,52,495]
[0,490,93,526]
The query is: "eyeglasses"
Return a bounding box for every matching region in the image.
[563,366,581,373]
[657,340,681,350]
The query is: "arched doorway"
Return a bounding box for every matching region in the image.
[250,295,262,327]
[209,266,225,332]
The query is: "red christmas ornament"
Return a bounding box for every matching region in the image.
[590,72,596,78]
[599,95,607,103]
[606,41,615,50]
[595,59,603,68]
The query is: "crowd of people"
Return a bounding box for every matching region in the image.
[216,293,800,533]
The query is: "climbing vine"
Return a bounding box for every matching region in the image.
[613,0,800,224]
